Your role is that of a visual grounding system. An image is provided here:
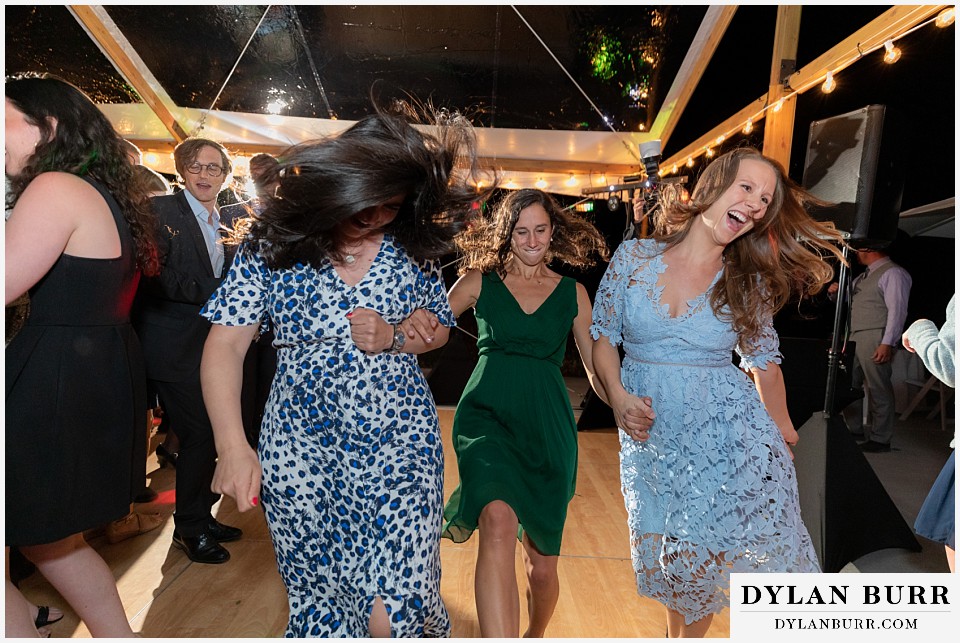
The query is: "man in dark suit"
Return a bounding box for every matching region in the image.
[134,137,242,564]
[219,154,280,449]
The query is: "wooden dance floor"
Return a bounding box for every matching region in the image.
[18,409,729,638]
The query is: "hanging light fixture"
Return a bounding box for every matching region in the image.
[936,7,955,28]
[883,40,902,64]
[705,147,715,159]
[821,71,836,94]
[565,174,579,188]
[671,164,679,174]
[742,118,754,135]
[686,158,694,168]
[535,177,548,190]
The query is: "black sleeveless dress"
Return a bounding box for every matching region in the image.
[5,178,147,546]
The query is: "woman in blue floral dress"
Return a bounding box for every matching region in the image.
[591,148,845,637]
[200,105,494,637]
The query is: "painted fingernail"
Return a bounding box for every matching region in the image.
[346,312,353,319]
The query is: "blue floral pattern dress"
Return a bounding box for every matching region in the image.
[202,235,453,638]
[590,238,820,625]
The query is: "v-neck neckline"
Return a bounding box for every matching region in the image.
[496,273,564,316]
[331,234,387,289]
[652,253,722,321]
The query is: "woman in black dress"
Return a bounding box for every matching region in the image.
[5,74,159,637]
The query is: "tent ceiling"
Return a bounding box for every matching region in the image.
[4,5,954,206]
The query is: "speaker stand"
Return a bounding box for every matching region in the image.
[793,243,920,571]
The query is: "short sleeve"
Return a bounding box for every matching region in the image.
[201,243,270,327]
[590,241,630,346]
[414,258,456,328]
[736,309,782,371]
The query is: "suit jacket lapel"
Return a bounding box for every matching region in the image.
[176,191,215,278]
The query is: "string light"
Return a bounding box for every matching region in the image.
[598,173,607,185]
[505,178,518,189]
[936,7,955,28]
[535,177,548,189]
[144,152,159,166]
[665,11,948,171]
[671,164,678,174]
[821,71,836,93]
[565,174,579,187]
[883,40,901,64]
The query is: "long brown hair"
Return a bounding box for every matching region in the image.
[654,147,846,350]
[5,73,160,276]
[455,188,609,277]
[243,101,496,269]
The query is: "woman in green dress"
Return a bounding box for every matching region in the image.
[422,189,617,636]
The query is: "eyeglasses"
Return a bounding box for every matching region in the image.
[185,162,225,177]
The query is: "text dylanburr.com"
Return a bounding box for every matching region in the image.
[730,573,958,639]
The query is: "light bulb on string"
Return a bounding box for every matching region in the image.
[565,174,579,188]
[821,71,836,94]
[535,177,548,190]
[705,147,715,159]
[773,99,784,113]
[685,158,694,168]
[883,40,901,64]
[716,134,725,145]
[671,164,678,174]
[936,7,955,28]
[598,173,607,185]
[742,118,754,135]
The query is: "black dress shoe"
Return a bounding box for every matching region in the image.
[860,440,891,453]
[155,443,178,469]
[173,531,230,564]
[207,518,243,543]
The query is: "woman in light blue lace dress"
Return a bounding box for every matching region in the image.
[591,148,845,637]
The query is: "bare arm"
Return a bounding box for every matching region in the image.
[752,363,799,454]
[349,307,449,354]
[5,173,116,304]
[202,323,262,512]
[397,269,482,345]
[571,282,608,404]
[592,334,655,440]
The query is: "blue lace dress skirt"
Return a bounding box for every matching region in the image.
[591,239,820,625]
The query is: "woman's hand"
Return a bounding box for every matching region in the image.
[211,444,262,513]
[611,392,656,442]
[399,309,440,345]
[348,307,393,353]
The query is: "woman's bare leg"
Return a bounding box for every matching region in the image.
[368,597,391,638]
[20,534,134,638]
[519,535,559,637]
[475,500,521,637]
[666,607,713,638]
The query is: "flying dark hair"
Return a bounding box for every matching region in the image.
[455,188,609,277]
[653,146,846,350]
[241,101,497,268]
[5,73,159,276]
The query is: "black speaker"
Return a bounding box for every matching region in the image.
[801,105,904,249]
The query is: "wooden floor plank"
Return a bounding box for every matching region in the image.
[15,409,729,638]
